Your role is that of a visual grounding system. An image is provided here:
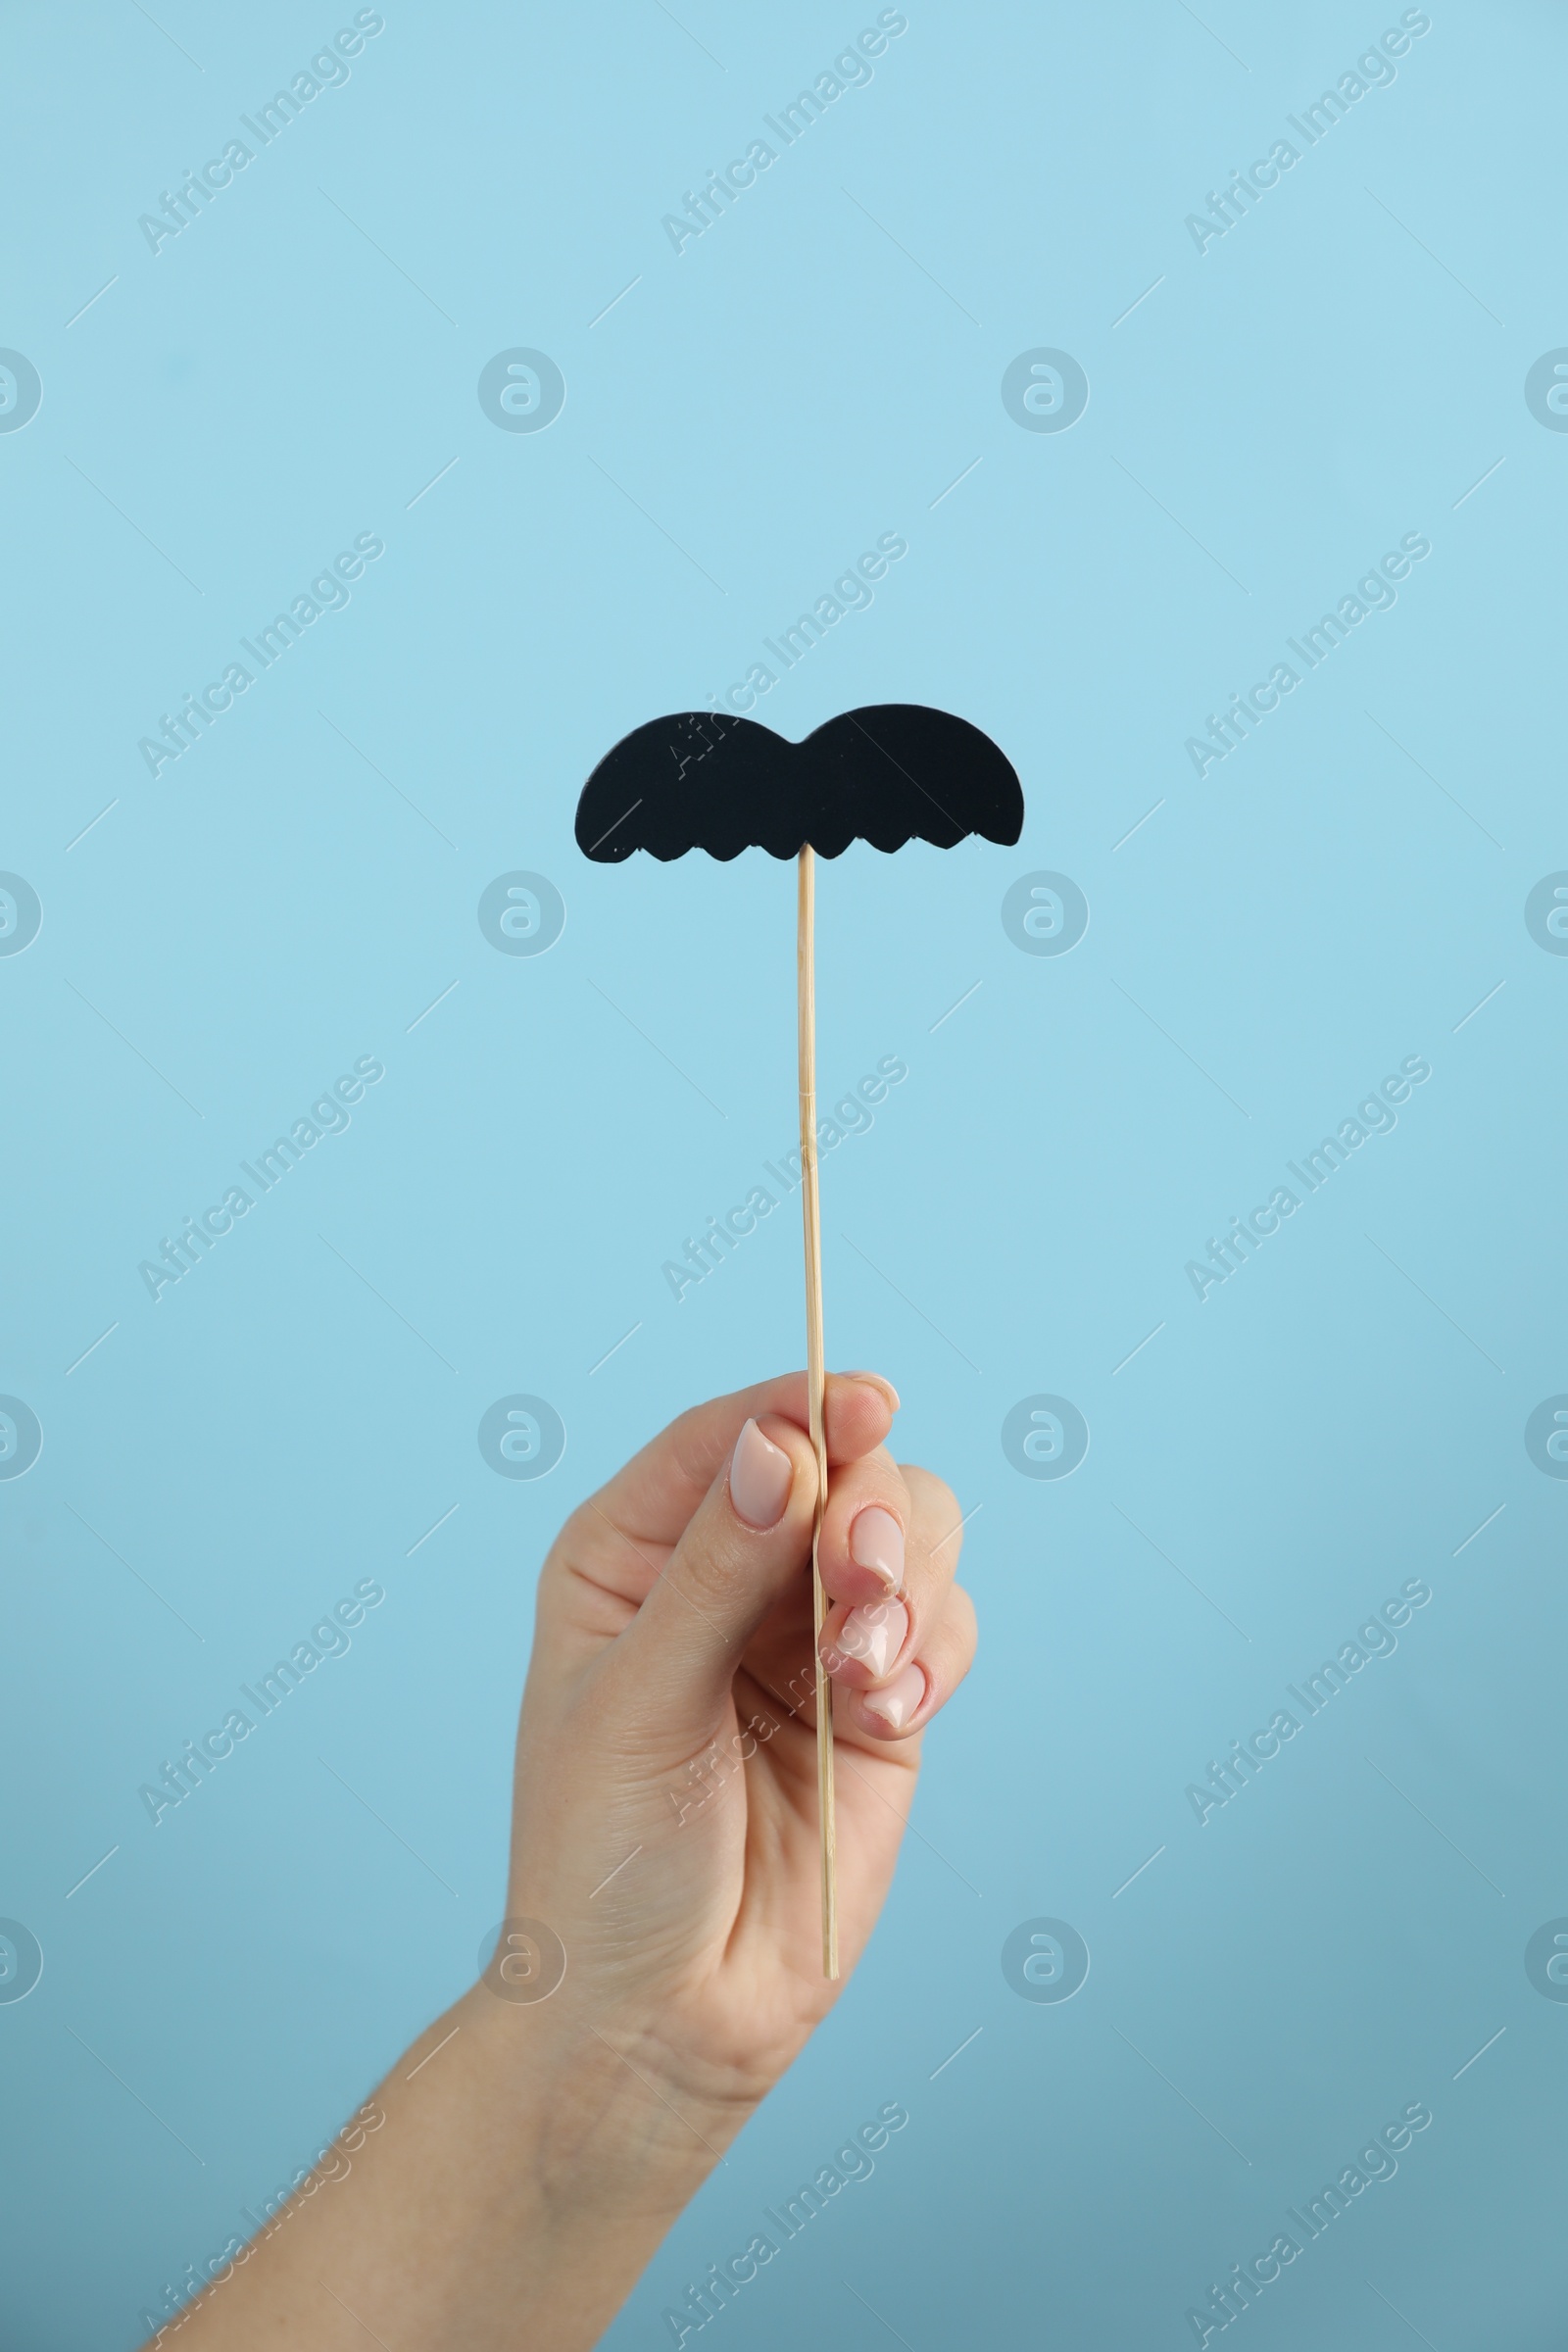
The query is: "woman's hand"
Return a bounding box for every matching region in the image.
[165,1370,975,2352]
[508,1366,977,2095]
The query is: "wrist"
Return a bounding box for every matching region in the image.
[425,1982,750,2347]
[463,1977,754,2228]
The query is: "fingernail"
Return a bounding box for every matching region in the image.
[860,1662,926,1733]
[834,1598,908,1680]
[730,1418,792,1530]
[845,1371,901,1411]
[849,1505,905,1594]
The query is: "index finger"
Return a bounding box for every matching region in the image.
[586,1369,899,1551]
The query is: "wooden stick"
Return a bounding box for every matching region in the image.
[797,846,838,1980]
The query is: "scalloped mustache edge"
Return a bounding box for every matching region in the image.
[575,703,1024,862]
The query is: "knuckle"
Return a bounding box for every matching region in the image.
[666,1407,723,1497]
[943,1580,979,1655]
[904,1464,961,1544]
[676,1526,753,1607]
[825,1444,901,1522]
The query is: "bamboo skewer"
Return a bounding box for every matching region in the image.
[796,847,838,1980]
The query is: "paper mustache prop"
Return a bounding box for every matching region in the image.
[575,702,1023,863]
[577,703,1024,1975]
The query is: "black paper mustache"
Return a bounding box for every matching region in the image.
[575,703,1023,862]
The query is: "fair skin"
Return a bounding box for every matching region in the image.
[155,1369,975,2349]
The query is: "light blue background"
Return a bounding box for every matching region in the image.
[3,2,1565,2343]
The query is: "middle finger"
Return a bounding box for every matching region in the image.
[818,1457,965,1690]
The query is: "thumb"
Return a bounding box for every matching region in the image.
[600,1412,818,1754]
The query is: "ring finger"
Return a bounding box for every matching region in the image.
[819,1460,966,1693]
